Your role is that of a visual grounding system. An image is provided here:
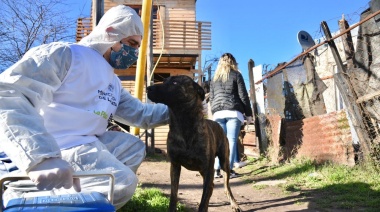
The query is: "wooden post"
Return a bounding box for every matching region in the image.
[321,21,371,155]
[197,22,203,84]
[256,9,380,85]
[338,16,355,70]
[248,59,264,153]
[95,0,104,26]
[145,8,155,154]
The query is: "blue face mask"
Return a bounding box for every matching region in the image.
[109,44,139,69]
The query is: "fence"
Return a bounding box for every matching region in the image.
[251,3,380,164]
[76,18,211,51]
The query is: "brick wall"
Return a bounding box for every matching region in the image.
[267,110,355,166]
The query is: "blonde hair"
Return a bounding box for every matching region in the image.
[213,53,239,83]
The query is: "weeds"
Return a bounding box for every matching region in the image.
[119,154,380,211]
[248,156,380,210]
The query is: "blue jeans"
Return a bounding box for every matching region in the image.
[214,117,242,170]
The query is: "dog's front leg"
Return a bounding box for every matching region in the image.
[198,166,215,212]
[169,162,181,212]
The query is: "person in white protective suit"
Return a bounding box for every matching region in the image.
[0,5,169,209]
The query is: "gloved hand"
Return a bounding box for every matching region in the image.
[246,116,253,125]
[27,157,81,192]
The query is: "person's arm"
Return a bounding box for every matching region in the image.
[236,73,253,117]
[113,88,170,129]
[209,82,214,105]
[0,43,80,191]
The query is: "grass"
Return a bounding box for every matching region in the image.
[118,154,380,211]
[247,156,380,210]
[118,186,187,212]
[117,152,187,212]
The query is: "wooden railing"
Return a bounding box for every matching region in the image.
[76,18,211,50]
[152,20,211,50]
[76,18,92,42]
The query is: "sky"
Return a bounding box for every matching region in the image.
[67,0,371,85]
[196,0,371,84]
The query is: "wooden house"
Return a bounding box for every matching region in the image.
[76,0,211,149]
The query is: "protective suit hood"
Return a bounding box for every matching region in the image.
[79,5,143,55]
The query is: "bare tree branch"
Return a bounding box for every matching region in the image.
[0,0,80,71]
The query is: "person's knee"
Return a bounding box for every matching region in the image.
[113,173,138,209]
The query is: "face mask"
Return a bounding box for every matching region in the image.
[109,44,139,69]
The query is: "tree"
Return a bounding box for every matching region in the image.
[0,0,80,72]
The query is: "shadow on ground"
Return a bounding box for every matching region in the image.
[137,153,380,211]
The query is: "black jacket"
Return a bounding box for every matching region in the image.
[210,70,253,117]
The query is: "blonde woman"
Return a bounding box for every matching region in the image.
[209,53,253,178]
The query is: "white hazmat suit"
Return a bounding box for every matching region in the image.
[0,5,169,209]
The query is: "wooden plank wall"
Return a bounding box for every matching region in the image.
[162,1,195,21]
[116,68,194,78]
[101,0,196,21]
[99,0,198,149]
[120,69,193,148]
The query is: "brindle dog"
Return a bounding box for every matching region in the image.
[147,75,241,212]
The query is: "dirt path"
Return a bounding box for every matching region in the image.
[136,153,315,212]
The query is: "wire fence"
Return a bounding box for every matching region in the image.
[252,3,380,164]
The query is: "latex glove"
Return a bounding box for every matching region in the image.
[246,116,253,125]
[27,158,81,192]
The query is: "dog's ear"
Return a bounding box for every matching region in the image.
[193,82,205,101]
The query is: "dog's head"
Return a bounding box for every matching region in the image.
[147,75,205,107]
